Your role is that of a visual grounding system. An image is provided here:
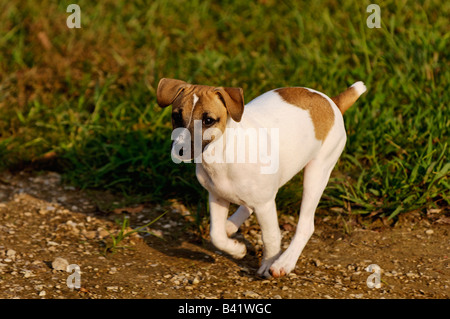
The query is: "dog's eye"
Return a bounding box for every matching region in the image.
[203,117,216,126]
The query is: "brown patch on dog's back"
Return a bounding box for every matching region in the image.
[276,88,335,141]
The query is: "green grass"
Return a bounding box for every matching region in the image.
[0,0,448,220]
[104,211,166,255]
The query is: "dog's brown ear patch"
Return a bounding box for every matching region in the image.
[214,87,245,122]
[157,78,189,107]
[276,88,335,141]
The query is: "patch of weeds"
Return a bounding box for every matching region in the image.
[104,211,167,255]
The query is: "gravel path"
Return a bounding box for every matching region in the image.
[0,171,448,299]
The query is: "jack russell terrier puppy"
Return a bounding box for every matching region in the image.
[157,78,366,278]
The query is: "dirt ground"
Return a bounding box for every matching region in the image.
[0,171,448,299]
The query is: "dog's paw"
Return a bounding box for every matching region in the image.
[269,266,287,278]
[256,253,282,278]
[257,262,272,278]
[229,240,247,259]
[269,253,297,278]
[211,236,246,259]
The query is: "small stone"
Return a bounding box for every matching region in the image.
[313,259,322,267]
[39,290,46,297]
[34,285,44,291]
[6,249,16,257]
[243,291,260,298]
[97,228,110,239]
[109,267,118,274]
[84,230,97,239]
[52,257,69,271]
[425,229,434,235]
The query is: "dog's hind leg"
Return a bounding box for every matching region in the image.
[226,205,253,236]
[269,137,346,277]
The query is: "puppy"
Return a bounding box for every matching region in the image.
[157,78,366,277]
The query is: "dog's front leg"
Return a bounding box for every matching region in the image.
[209,192,247,259]
[254,200,282,278]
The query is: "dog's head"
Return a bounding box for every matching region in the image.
[157,78,244,161]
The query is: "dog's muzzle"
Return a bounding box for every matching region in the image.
[171,128,194,162]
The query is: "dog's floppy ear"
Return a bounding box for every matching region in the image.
[214,87,245,122]
[157,78,189,107]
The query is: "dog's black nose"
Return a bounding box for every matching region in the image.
[171,141,184,157]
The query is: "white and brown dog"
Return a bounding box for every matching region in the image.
[157,78,366,278]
